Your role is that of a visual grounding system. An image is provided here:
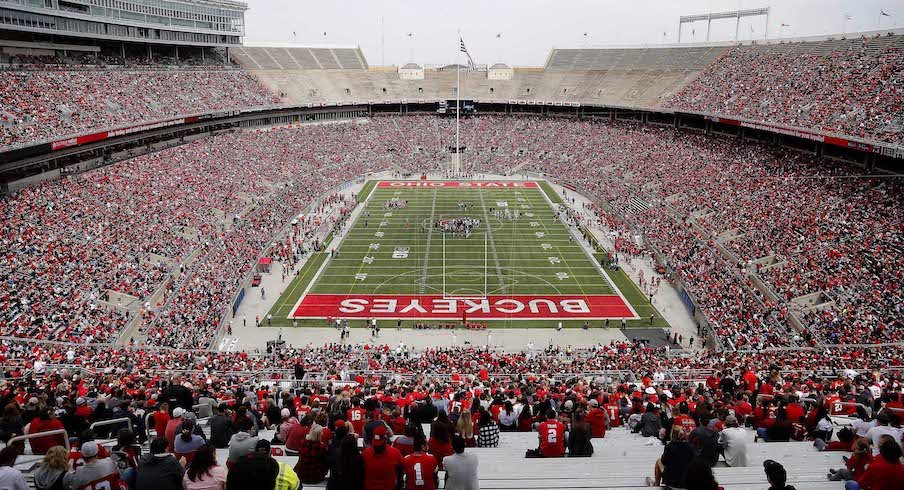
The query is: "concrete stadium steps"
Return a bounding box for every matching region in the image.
[208,427,842,490]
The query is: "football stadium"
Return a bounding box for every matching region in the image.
[0,0,902,489]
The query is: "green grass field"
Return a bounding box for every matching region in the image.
[267,181,668,329]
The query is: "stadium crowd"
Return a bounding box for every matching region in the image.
[0,65,280,151]
[0,339,901,489]
[665,34,904,145]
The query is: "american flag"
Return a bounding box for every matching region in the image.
[459,37,476,71]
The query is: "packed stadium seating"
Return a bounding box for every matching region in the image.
[665,33,904,144]
[0,65,280,151]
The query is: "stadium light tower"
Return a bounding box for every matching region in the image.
[678,7,770,42]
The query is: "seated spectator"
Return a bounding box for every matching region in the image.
[228,440,298,490]
[33,445,68,490]
[275,409,297,445]
[647,426,697,488]
[183,444,227,490]
[361,426,403,490]
[111,428,141,488]
[528,409,566,458]
[174,419,205,463]
[135,438,183,490]
[718,415,747,467]
[227,431,258,465]
[816,426,857,452]
[845,437,904,490]
[497,402,517,431]
[454,411,476,448]
[475,408,499,448]
[638,403,662,438]
[684,458,722,490]
[757,408,792,442]
[295,425,328,484]
[443,435,478,490]
[586,399,610,438]
[567,412,594,457]
[326,434,364,490]
[0,447,26,490]
[165,407,186,453]
[689,421,722,467]
[403,434,438,490]
[829,439,872,482]
[62,441,119,490]
[208,405,234,449]
[428,415,453,470]
[866,414,903,455]
[26,408,66,455]
[763,459,795,490]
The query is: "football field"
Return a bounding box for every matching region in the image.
[271,181,663,328]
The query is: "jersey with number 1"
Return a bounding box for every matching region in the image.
[403,452,437,490]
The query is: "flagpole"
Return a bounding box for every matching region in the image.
[456,29,461,177]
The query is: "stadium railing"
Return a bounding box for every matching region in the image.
[10,428,70,453]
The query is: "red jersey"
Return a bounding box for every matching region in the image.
[347,407,367,435]
[674,415,697,431]
[28,418,66,454]
[362,446,404,490]
[538,420,565,458]
[403,452,437,490]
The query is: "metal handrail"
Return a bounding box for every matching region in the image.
[11,428,70,452]
[90,417,133,434]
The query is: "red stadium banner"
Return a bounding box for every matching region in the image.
[291,294,636,320]
[50,116,197,151]
[377,181,538,188]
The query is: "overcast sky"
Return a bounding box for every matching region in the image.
[243,0,902,66]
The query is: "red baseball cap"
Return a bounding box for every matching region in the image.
[372,425,388,446]
[334,419,346,429]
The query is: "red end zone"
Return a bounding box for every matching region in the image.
[377,181,538,188]
[291,294,636,320]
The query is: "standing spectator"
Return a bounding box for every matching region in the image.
[327,434,364,490]
[443,435,478,490]
[454,411,476,448]
[402,434,438,490]
[362,425,403,490]
[33,446,68,490]
[295,425,328,484]
[718,415,747,467]
[0,447,27,490]
[62,441,119,490]
[135,438,183,490]
[183,445,227,490]
[152,402,170,441]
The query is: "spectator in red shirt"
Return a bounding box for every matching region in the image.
[532,410,566,458]
[26,408,65,455]
[785,397,805,423]
[846,437,904,490]
[151,402,170,441]
[164,407,185,453]
[403,434,438,490]
[585,399,609,438]
[362,425,403,490]
[829,438,872,481]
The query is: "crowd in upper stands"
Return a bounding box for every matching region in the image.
[666,34,904,145]
[0,59,279,150]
